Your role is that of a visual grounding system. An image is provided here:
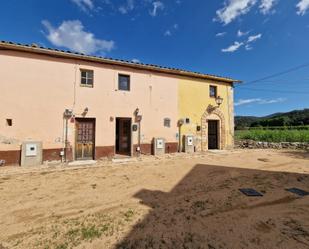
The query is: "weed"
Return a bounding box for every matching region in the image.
[123,209,134,222]
[66,228,80,240]
[55,243,68,249]
[81,225,101,240]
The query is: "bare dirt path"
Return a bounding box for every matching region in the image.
[0,149,308,249]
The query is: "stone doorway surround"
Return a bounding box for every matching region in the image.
[201,105,226,151]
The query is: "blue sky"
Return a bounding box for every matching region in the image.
[1,0,309,116]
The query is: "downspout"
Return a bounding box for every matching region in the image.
[64,117,69,162]
[138,120,141,156]
[63,62,78,162]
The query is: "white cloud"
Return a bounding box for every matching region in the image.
[215,0,257,25]
[222,33,262,53]
[42,20,115,55]
[119,0,135,14]
[150,1,164,16]
[245,44,253,50]
[237,29,249,37]
[235,98,286,106]
[216,32,227,37]
[71,0,94,12]
[247,33,262,42]
[164,30,172,36]
[222,41,244,53]
[297,0,309,15]
[260,0,277,14]
[132,58,140,63]
[164,24,179,36]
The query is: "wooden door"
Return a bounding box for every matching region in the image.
[75,119,95,160]
[208,120,219,150]
[116,118,131,155]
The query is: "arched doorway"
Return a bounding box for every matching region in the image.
[201,106,226,151]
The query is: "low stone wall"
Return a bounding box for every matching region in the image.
[236,140,309,150]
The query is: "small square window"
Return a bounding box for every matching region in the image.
[80,69,94,87]
[209,85,217,98]
[164,118,171,127]
[118,74,130,91]
[185,118,190,124]
[6,119,12,126]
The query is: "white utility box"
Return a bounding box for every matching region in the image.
[183,135,195,153]
[153,138,165,155]
[21,141,43,166]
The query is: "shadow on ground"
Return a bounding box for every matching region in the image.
[115,164,309,249]
[281,150,309,160]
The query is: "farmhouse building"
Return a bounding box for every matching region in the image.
[0,41,240,166]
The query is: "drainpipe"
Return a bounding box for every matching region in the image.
[64,118,69,162]
[178,119,184,152]
[138,120,141,156]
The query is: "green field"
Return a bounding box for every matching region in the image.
[235,128,309,143]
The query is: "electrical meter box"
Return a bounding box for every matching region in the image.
[183,135,194,153]
[21,141,43,166]
[153,138,165,155]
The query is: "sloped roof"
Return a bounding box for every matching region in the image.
[0,40,241,83]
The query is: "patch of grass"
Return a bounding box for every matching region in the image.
[55,243,68,249]
[235,129,309,143]
[8,209,132,248]
[123,209,134,222]
[81,225,102,240]
[66,228,80,240]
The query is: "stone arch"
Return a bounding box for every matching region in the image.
[201,105,226,151]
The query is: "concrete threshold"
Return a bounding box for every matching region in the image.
[68,160,97,166]
[112,156,137,164]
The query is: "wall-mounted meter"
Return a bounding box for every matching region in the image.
[187,136,194,146]
[21,141,43,166]
[156,139,164,149]
[183,135,194,153]
[153,138,165,155]
[26,143,37,157]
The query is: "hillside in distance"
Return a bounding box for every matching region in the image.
[235,109,309,129]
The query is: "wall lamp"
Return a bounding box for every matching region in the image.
[134,107,140,116]
[215,96,223,107]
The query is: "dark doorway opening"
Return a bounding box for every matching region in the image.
[208,120,219,150]
[75,118,95,160]
[116,118,132,156]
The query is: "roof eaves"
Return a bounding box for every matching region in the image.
[0,41,241,83]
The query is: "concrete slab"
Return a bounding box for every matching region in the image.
[112,157,137,164]
[68,160,97,166]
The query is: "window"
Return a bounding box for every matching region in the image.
[209,85,217,98]
[118,74,130,91]
[185,118,190,124]
[6,119,12,126]
[80,70,94,87]
[164,118,171,127]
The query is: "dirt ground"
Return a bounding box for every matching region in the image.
[0,149,309,249]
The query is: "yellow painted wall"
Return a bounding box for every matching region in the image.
[178,77,234,150]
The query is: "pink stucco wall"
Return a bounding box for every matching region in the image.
[0,51,178,158]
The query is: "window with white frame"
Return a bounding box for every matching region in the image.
[80,69,94,87]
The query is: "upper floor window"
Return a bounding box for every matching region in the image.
[209,85,217,98]
[81,69,94,87]
[118,74,130,91]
